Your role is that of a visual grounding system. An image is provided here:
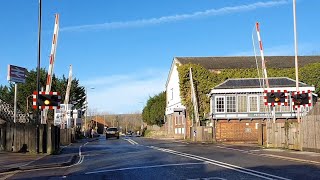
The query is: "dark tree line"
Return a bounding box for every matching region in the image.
[0,68,86,124]
[142,91,166,126]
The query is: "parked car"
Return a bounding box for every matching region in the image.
[126,131,133,137]
[106,127,120,139]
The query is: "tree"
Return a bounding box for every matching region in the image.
[0,67,86,124]
[142,91,166,126]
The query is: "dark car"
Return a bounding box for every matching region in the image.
[106,127,120,139]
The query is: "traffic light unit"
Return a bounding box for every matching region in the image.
[264,90,288,106]
[33,91,61,110]
[291,90,312,108]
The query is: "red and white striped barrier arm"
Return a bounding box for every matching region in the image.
[256,22,270,88]
[45,14,59,92]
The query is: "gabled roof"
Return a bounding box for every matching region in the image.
[214,77,310,89]
[175,56,320,70]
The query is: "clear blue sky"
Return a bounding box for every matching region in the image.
[0,0,319,113]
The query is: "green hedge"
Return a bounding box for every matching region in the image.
[177,62,320,120]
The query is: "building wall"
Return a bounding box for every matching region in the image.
[215,120,263,142]
[165,61,186,115]
[165,112,192,139]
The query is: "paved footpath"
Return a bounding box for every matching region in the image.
[0,138,98,174]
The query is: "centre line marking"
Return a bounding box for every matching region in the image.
[124,138,139,145]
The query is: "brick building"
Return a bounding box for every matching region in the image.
[209,77,316,143]
[165,56,320,140]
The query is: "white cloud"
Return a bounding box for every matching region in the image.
[61,0,289,32]
[231,43,318,56]
[83,69,167,114]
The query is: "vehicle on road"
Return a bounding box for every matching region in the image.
[106,127,120,139]
[126,131,133,137]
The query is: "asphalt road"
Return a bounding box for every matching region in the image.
[4,136,320,180]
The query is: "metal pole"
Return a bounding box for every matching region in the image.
[84,87,87,136]
[26,96,29,113]
[14,83,17,123]
[184,110,186,140]
[95,114,98,132]
[293,0,300,123]
[36,0,42,154]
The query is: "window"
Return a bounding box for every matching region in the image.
[237,95,247,112]
[226,96,236,112]
[260,95,267,112]
[215,96,225,113]
[274,104,281,112]
[249,96,258,112]
[281,97,291,112]
[175,116,178,125]
[171,88,173,100]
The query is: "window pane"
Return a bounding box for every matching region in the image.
[227,96,236,112]
[216,97,225,112]
[237,95,247,112]
[281,97,291,112]
[249,96,258,112]
[260,95,268,112]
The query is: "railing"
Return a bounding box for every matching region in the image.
[0,98,28,123]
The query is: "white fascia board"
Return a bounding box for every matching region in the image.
[166,102,186,114]
[165,58,180,88]
[210,86,315,94]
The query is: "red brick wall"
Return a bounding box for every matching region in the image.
[216,120,263,142]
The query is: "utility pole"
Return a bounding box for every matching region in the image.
[189,67,199,126]
[36,0,42,154]
[293,0,300,123]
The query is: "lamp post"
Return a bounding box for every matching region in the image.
[26,94,33,114]
[84,87,95,137]
[138,102,144,136]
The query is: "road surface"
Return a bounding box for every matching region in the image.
[3,136,320,180]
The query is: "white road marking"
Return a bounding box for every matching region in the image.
[215,146,250,153]
[259,154,320,165]
[216,145,320,165]
[188,177,227,180]
[85,162,208,175]
[149,146,290,180]
[124,138,139,145]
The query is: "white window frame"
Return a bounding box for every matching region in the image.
[171,88,174,100]
[215,96,225,113]
[248,95,259,112]
[237,94,247,113]
[226,96,236,113]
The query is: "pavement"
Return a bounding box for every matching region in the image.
[0,137,99,174]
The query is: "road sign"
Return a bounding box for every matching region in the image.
[7,65,27,83]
